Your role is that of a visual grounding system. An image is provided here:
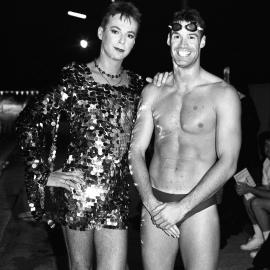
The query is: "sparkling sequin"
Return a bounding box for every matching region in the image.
[16,62,144,230]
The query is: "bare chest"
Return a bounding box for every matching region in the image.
[153,92,216,135]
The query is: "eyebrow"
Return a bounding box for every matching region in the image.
[110,25,136,35]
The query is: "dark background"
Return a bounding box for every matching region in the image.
[3,0,270,91]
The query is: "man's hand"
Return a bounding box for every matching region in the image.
[152,201,185,230]
[162,227,180,238]
[46,169,84,192]
[144,199,180,238]
[146,71,172,87]
[235,182,251,196]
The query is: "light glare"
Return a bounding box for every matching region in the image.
[67,11,87,19]
[80,39,88,48]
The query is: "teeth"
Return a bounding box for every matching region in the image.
[178,50,190,57]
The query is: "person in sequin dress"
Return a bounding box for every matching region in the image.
[16,2,146,270]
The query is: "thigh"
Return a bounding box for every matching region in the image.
[141,207,178,270]
[252,198,270,211]
[62,226,94,270]
[179,205,220,270]
[94,227,128,270]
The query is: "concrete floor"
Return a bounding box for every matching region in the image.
[0,132,255,270]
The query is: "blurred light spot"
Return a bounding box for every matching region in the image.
[67,11,87,19]
[80,39,88,48]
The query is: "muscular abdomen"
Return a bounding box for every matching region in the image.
[149,130,217,193]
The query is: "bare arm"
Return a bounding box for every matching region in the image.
[129,84,180,237]
[236,183,270,199]
[153,84,241,226]
[184,85,241,211]
[248,187,270,199]
[129,84,158,211]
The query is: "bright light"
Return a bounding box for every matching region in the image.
[67,11,87,19]
[80,39,88,48]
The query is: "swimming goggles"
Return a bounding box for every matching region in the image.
[169,21,203,32]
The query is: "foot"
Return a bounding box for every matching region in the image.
[240,236,264,251]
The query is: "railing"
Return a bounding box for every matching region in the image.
[0,90,39,96]
[0,91,38,134]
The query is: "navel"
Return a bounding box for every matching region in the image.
[193,105,198,110]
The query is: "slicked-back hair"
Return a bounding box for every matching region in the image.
[171,8,206,35]
[100,1,142,30]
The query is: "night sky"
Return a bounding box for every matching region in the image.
[4,0,270,91]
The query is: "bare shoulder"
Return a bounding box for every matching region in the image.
[140,82,162,104]
[212,81,240,105]
[202,71,240,104]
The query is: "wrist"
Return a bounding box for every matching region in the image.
[143,196,160,212]
[176,198,191,217]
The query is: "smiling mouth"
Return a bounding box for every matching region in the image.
[177,49,191,57]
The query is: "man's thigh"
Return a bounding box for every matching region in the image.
[141,207,179,270]
[94,227,128,270]
[180,205,220,270]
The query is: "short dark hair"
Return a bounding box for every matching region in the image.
[258,130,270,157]
[170,8,206,35]
[100,1,142,30]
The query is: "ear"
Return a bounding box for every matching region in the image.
[200,35,206,48]
[167,33,171,46]
[97,26,104,41]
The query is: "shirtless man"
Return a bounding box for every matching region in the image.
[129,8,241,270]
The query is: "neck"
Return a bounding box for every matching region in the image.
[96,55,123,75]
[173,64,201,84]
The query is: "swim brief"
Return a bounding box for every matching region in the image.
[152,187,217,226]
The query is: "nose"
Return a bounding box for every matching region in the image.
[179,37,188,47]
[119,34,126,44]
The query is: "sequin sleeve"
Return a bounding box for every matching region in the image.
[15,63,75,219]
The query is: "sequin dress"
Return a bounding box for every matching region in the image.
[16,62,144,230]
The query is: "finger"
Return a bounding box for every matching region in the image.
[145,77,153,83]
[155,217,168,227]
[164,228,177,238]
[161,72,169,84]
[152,203,166,214]
[59,179,78,192]
[64,170,83,178]
[156,73,164,87]
[170,225,180,237]
[152,214,164,224]
[151,214,163,226]
[63,173,84,185]
[153,73,160,85]
[69,175,84,185]
[163,229,173,238]
[157,220,171,229]
[58,179,73,192]
[72,170,84,177]
[168,228,179,238]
